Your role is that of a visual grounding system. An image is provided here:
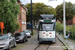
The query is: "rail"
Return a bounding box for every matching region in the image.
[56,36,70,50]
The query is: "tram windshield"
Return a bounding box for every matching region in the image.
[39,22,55,31]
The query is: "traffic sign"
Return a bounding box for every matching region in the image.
[0,22,5,34]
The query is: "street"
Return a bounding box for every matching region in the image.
[12,30,63,50]
[0,0,75,50]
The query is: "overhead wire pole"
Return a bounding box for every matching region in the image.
[31,0,33,35]
[63,0,66,38]
[49,0,66,38]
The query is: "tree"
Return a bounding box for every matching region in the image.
[25,3,56,22]
[0,0,20,33]
[73,3,75,15]
[56,2,75,23]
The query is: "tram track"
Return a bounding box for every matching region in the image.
[56,35,70,50]
[34,43,51,50]
[34,36,67,50]
[46,44,50,50]
[34,44,41,50]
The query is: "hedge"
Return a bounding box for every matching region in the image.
[56,22,75,40]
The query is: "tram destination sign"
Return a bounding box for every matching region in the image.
[44,20,51,22]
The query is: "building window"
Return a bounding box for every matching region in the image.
[22,10,26,14]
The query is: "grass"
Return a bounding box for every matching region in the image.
[63,42,72,50]
[73,40,75,43]
[62,43,69,50]
[64,42,72,50]
[31,29,35,36]
[33,30,35,35]
[62,45,67,50]
[12,43,25,50]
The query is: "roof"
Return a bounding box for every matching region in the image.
[21,4,28,12]
[17,0,28,12]
[40,14,55,19]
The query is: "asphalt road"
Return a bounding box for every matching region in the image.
[11,30,63,50]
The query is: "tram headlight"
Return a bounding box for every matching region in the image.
[49,33,52,34]
[43,35,44,37]
[43,32,45,34]
[50,35,52,37]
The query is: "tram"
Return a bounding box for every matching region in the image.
[38,14,56,43]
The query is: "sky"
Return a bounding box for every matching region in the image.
[20,0,75,8]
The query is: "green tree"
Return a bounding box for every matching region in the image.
[0,0,20,33]
[25,3,56,22]
[73,3,75,15]
[56,2,75,23]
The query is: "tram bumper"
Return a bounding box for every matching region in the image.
[39,38,56,42]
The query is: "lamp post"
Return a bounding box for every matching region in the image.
[49,0,66,38]
[31,0,33,35]
[63,0,66,38]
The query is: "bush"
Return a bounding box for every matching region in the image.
[56,22,75,40]
[68,25,75,39]
[56,22,63,33]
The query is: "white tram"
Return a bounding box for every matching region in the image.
[38,14,56,43]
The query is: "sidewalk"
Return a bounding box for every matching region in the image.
[56,33,75,50]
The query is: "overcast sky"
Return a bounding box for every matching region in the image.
[20,0,75,8]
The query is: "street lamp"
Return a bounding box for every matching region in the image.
[49,0,66,38]
[31,0,33,35]
[63,0,66,38]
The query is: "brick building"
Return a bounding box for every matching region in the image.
[57,19,61,24]
[66,17,75,25]
[57,16,75,25]
[15,0,27,33]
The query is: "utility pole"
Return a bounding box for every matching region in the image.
[31,0,33,35]
[63,0,66,38]
[48,0,66,38]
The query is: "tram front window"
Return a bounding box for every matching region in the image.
[39,23,55,31]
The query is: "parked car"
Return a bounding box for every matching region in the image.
[23,30,31,38]
[0,33,16,50]
[14,32,27,43]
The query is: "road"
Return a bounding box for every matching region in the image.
[12,30,64,50]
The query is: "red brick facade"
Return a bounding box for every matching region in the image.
[15,0,27,33]
[57,16,75,25]
[66,17,75,25]
[57,20,61,24]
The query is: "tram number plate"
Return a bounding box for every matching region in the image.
[46,34,48,36]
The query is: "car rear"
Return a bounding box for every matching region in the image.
[14,32,25,42]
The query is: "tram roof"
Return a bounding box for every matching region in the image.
[40,14,55,19]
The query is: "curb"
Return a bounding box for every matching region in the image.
[56,35,70,50]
